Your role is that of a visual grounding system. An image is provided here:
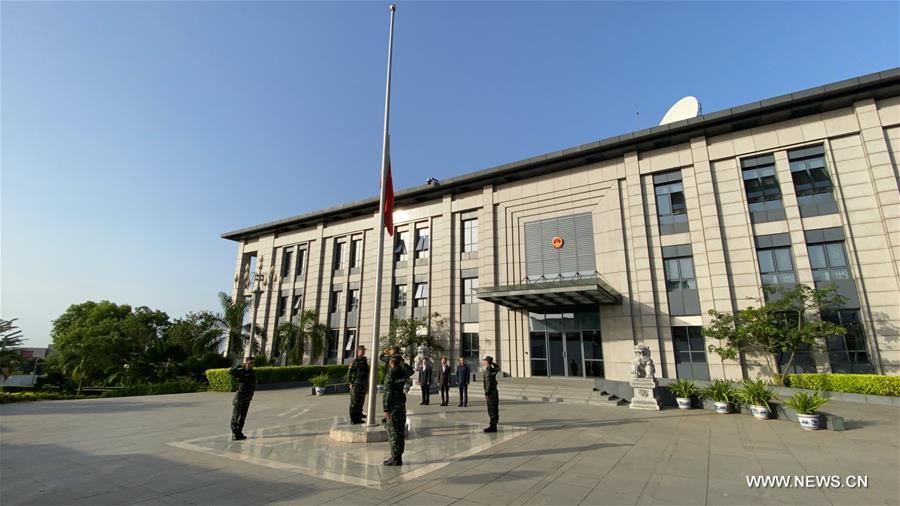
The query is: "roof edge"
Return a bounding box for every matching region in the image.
[223,67,900,242]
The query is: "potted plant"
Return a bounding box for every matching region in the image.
[702,379,737,414]
[783,391,829,430]
[667,379,699,409]
[310,374,330,396]
[737,379,776,420]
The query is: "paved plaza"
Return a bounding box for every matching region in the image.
[1,388,898,505]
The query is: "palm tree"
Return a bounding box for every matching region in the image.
[278,310,328,365]
[0,318,25,381]
[217,292,263,360]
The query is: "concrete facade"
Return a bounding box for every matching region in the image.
[223,68,900,381]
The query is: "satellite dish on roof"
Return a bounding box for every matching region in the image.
[659,96,701,125]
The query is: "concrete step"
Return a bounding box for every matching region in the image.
[497,383,626,407]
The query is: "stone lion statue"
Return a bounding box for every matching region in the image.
[630,345,656,380]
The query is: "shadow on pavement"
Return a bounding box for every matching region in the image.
[0,442,329,505]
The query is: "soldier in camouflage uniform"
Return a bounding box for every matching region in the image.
[346,345,369,424]
[482,356,500,433]
[229,356,257,441]
[383,356,414,466]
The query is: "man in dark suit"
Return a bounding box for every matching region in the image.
[418,358,433,405]
[456,356,470,407]
[437,356,451,406]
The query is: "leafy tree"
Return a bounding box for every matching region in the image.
[381,313,447,365]
[47,301,170,392]
[278,310,328,365]
[703,284,847,385]
[167,311,226,356]
[0,318,25,381]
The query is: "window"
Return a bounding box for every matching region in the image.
[326,329,339,364]
[805,228,859,307]
[757,246,797,298]
[291,295,302,318]
[823,310,874,373]
[413,282,428,308]
[333,241,346,271]
[414,228,430,259]
[741,154,785,223]
[662,245,700,316]
[277,296,288,319]
[393,284,407,310]
[295,249,306,278]
[808,242,850,284]
[789,145,838,217]
[462,277,479,304]
[281,248,293,278]
[672,327,709,380]
[343,329,357,360]
[777,346,816,374]
[329,290,343,315]
[347,289,360,314]
[654,171,689,235]
[461,332,479,364]
[349,238,362,269]
[462,218,478,252]
[394,231,409,262]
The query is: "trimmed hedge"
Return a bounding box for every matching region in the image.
[100,380,206,398]
[0,392,97,404]
[205,365,349,392]
[783,373,900,397]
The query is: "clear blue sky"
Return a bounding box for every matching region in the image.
[2,1,898,347]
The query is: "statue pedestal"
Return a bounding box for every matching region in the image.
[629,377,661,411]
[328,421,407,443]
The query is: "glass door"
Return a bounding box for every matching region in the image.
[529,332,548,377]
[565,332,583,377]
[548,332,565,376]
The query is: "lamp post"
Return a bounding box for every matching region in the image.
[246,255,277,359]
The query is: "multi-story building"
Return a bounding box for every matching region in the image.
[223,68,900,381]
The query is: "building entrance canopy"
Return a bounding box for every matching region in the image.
[476,273,621,309]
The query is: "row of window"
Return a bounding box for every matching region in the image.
[661,228,872,374]
[391,276,480,312]
[654,144,839,235]
[274,217,480,282]
[671,313,872,382]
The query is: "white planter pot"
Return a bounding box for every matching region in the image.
[376,384,384,393]
[797,413,822,430]
[315,387,326,396]
[750,405,770,420]
[714,401,731,414]
[676,397,691,409]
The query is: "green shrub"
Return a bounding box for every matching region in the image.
[783,391,829,414]
[782,373,900,397]
[701,379,737,403]
[0,392,97,404]
[100,380,206,398]
[667,379,699,398]
[204,365,348,392]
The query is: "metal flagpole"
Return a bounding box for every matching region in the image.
[365,3,396,427]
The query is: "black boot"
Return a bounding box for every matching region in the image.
[383,457,402,466]
[232,433,247,441]
[483,426,497,433]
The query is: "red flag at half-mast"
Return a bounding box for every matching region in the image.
[383,140,395,236]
